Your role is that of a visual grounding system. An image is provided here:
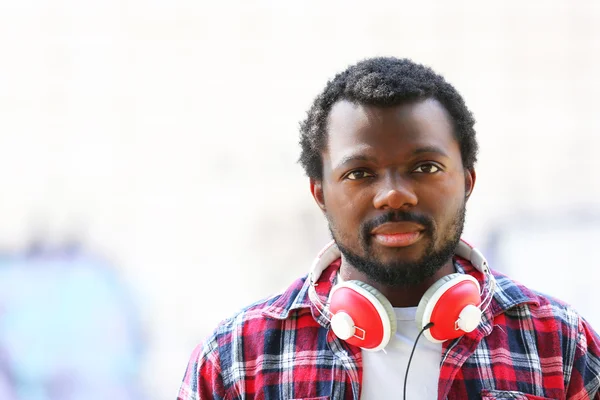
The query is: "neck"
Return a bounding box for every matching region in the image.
[338,259,456,308]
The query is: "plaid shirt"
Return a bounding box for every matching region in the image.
[178,255,600,400]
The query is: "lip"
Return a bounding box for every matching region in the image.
[370,222,424,247]
[370,222,425,235]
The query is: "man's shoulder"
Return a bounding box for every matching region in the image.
[196,273,315,353]
[478,271,600,398]
[492,269,590,332]
[228,273,312,321]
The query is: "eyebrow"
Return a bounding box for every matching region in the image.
[334,154,378,171]
[333,145,449,171]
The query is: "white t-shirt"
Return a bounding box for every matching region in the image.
[360,307,442,399]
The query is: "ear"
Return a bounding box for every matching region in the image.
[310,179,327,212]
[464,168,476,200]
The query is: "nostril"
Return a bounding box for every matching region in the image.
[374,188,418,210]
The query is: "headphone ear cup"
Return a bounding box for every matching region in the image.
[329,280,396,351]
[350,280,397,335]
[416,274,459,329]
[416,273,481,343]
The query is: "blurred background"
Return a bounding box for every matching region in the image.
[0,0,599,398]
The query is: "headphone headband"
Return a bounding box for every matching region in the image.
[309,238,491,284]
[308,240,338,285]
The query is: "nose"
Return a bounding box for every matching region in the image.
[372,177,418,210]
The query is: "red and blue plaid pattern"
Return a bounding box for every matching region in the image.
[178,257,600,400]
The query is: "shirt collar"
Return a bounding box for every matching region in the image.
[261,257,339,323]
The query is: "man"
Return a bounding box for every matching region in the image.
[178,58,600,399]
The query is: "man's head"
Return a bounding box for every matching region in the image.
[300,57,478,287]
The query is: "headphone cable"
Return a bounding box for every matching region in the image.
[403,322,434,400]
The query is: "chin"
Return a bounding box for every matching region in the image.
[371,247,427,267]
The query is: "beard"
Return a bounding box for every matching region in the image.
[328,204,466,287]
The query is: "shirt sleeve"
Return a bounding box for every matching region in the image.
[177,337,227,400]
[566,316,600,400]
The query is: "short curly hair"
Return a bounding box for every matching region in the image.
[299,57,478,180]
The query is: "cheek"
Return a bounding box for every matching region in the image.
[419,178,466,222]
[324,185,372,228]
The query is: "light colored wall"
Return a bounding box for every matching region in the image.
[1,1,599,398]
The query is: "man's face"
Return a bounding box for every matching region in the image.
[312,98,474,287]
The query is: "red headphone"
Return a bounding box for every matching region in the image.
[308,239,496,351]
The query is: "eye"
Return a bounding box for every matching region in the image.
[345,170,375,180]
[413,163,441,174]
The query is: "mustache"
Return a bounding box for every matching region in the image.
[361,210,434,236]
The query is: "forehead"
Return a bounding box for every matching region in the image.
[324,98,460,166]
